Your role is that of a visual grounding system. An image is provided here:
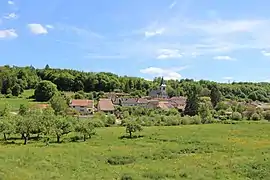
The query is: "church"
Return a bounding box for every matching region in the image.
[148,77,168,99]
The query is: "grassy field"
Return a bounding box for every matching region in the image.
[0,124,269,180]
[0,89,39,112]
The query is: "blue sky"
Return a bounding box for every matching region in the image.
[1,0,270,82]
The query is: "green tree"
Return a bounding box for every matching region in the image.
[184,84,201,116]
[18,104,28,116]
[49,94,68,115]
[75,120,95,141]
[210,85,221,108]
[53,116,73,143]
[11,84,22,96]
[15,115,34,145]
[198,103,212,124]
[0,103,11,117]
[125,120,142,138]
[34,80,58,102]
[0,114,15,141]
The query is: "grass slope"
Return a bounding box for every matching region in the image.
[0,124,269,180]
[0,90,38,112]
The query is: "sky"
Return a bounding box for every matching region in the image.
[1,0,270,82]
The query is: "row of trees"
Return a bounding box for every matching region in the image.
[0,104,96,144]
[1,65,270,102]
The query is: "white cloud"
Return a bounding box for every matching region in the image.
[8,0,14,5]
[169,1,177,9]
[0,29,18,39]
[145,28,165,38]
[261,50,270,57]
[157,49,183,59]
[140,66,187,80]
[27,24,48,34]
[45,25,54,29]
[4,13,18,19]
[213,56,235,61]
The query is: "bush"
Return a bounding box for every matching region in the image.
[262,110,270,121]
[251,113,261,121]
[5,94,13,98]
[191,115,202,124]
[107,156,135,165]
[121,174,133,180]
[181,116,191,125]
[231,112,242,121]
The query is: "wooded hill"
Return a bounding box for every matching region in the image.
[0,65,270,102]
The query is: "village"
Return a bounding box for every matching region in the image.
[69,78,187,115]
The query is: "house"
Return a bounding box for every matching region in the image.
[137,98,149,108]
[149,77,168,99]
[69,99,95,115]
[97,99,115,113]
[169,96,187,111]
[119,98,138,107]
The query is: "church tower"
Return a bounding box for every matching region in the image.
[159,77,167,98]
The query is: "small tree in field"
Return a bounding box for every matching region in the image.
[125,120,142,138]
[0,103,14,141]
[0,116,15,141]
[53,116,73,143]
[75,120,95,141]
[15,115,34,145]
[41,107,56,145]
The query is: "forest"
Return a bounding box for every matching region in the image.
[0,64,270,102]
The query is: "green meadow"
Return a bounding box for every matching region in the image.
[0,90,38,112]
[0,123,269,180]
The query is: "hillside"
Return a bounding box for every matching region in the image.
[1,65,270,103]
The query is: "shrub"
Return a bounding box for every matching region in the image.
[5,94,12,98]
[107,156,135,165]
[121,174,133,180]
[192,115,202,124]
[251,113,261,121]
[181,116,191,125]
[262,110,270,121]
[231,112,242,121]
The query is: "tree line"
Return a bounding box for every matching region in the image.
[1,64,270,102]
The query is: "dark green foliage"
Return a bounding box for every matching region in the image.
[107,156,135,165]
[34,80,58,102]
[231,112,242,120]
[184,84,201,116]
[1,65,270,103]
[210,85,222,108]
[11,84,22,96]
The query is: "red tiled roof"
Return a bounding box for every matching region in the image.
[98,99,115,111]
[70,99,94,107]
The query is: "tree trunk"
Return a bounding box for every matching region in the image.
[129,131,132,138]
[83,135,86,142]
[23,135,28,145]
[57,135,60,143]
[3,133,7,141]
[21,133,24,139]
